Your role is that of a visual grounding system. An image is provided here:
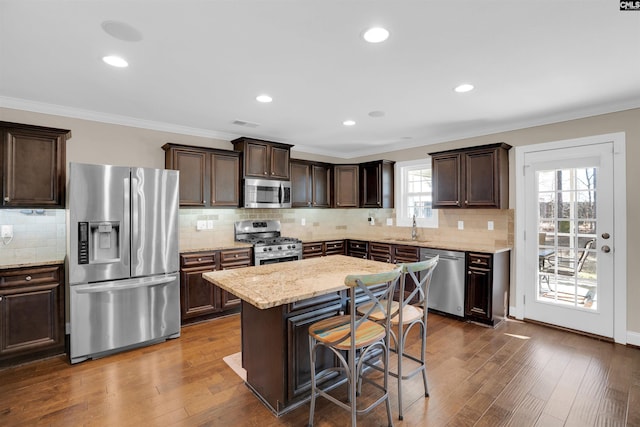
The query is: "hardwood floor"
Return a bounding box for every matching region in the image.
[1,313,639,426]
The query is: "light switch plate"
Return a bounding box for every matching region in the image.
[386,218,393,226]
[301,218,306,226]
[196,220,207,231]
[457,221,464,230]
[488,221,494,230]
[207,220,214,229]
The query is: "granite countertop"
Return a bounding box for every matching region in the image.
[0,259,64,270]
[202,255,397,310]
[180,241,253,253]
[302,236,511,254]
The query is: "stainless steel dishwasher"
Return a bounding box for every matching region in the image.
[420,248,466,318]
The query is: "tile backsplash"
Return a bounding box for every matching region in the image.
[0,207,513,266]
[0,209,66,266]
[179,208,513,252]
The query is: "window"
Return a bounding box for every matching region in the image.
[395,158,438,228]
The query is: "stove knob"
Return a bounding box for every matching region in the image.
[278,246,282,250]
[287,245,292,249]
[268,247,273,251]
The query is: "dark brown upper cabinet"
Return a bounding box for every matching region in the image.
[359,160,394,208]
[290,160,331,208]
[163,143,240,208]
[1,121,70,208]
[232,137,293,180]
[333,164,359,208]
[430,143,510,209]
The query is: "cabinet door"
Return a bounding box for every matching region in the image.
[170,148,207,207]
[465,148,500,208]
[270,145,290,179]
[0,265,64,366]
[210,152,240,207]
[290,161,312,207]
[287,304,342,401]
[311,164,331,207]
[334,165,359,208]
[369,242,393,263]
[245,141,269,177]
[432,153,463,208]
[218,248,251,311]
[2,127,66,208]
[181,267,218,319]
[360,162,381,208]
[466,267,491,320]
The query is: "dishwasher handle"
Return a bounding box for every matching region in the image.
[74,274,178,294]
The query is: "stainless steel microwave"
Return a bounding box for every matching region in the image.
[244,178,292,208]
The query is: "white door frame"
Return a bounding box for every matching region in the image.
[514,132,627,344]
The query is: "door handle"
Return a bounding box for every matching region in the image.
[601,245,611,253]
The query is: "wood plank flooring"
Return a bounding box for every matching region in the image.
[1,312,639,426]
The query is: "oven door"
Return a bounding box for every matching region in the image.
[256,255,301,266]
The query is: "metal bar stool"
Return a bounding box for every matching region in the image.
[308,267,402,427]
[357,256,439,420]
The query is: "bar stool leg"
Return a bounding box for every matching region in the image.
[308,335,317,427]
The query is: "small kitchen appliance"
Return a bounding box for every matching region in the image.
[234,220,302,265]
[68,163,180,364]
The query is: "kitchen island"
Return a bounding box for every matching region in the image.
[202,255,397,416]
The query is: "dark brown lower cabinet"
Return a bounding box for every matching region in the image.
[180,252,218,322]
[347,239,368,259]
[217,248,251,311]
[465,251,510,326]
[0,264,65,367]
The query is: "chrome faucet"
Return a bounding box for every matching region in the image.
[411,214,418,240]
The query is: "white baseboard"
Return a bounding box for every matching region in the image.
[627,331,640,347]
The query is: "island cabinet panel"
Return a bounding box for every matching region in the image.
[465,251,510,326]
[430,143,510,209]
[333,165,359,207]
[0,264,65,368]
[1,122,69,208]
[347,239,368,259]
[232,137,293,180]
[287,303,342,401]
[180,252,218,321]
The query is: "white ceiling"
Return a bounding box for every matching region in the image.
[1,1,639,159]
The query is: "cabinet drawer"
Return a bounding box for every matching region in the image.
[219,248,252,267]
[181,252,217,268]
[348,240,368,251]
[394,245,419,261]
[303,243,323,258]
[0,266,61,288]
[468,253,492,268]
[324,240,345,255]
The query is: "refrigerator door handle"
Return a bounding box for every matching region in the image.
[74,274,178,294]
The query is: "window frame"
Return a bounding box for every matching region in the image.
[394,158,438,228]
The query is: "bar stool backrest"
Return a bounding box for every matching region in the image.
[400,256,439,310]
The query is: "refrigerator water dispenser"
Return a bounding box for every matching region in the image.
[89,221,121,263]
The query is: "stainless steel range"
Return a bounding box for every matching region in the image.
[235,220,302,265]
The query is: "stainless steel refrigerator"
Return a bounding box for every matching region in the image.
[68,163,180,364]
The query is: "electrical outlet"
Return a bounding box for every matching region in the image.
[301,218,306,226]
[457,221,464,230]
[1,225,13,238]
[207,220,214,229]
[368,217,375,225]
[386,218,393,226]
[488,221,494,230]
[196,220,207,231]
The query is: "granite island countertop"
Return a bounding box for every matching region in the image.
[202,255,397,310]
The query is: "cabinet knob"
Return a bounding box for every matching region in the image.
[25,275,32,281]
[264,172,268,175]
[3,197,9,202]
[468,271,472,275]
[234,254,239,258]
[0,296,3,301]
[197,258,202,262]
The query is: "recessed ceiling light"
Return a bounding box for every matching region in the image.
[101,21,143,42]
[454,83,475,93]
[363,27,389,43]
[368,110,385,118]
[256,94,273,103]
[343,120,356,126]
[102,55,128,68]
